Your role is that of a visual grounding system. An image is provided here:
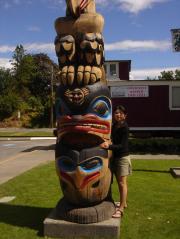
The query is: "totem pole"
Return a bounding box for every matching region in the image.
[54,0,115,223]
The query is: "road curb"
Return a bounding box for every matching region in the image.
[0,137,56,141]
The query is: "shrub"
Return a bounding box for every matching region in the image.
[0,94,20,120]
[129,138,180,154]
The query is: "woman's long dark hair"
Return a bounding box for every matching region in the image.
[113,105,127,127]
[114,105,127,115]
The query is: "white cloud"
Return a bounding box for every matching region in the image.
[0,0,169,13]
[0,45,15,53]
[24,43,54,52]
[27,26,41,32]
[105,40,171,51]
[0,0,21,8]
[131,66,180,80]
[97,0,169,14]
[0,39,171,54]
[96,0,109,7]
[0,58,13,69]
[1,55,179,81]
[0,43,54,54]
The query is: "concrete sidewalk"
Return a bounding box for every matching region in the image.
[0,152,180,186]
[0,149,54,185]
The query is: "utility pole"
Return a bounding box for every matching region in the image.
[50,65,54,128]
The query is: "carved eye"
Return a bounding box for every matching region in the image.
[80,157,102,172]
[58,157,76,172]
[92,101,109,118]
[94,102,108,116]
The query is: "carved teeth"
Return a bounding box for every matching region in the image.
[67,66,74,85]
[77,65,84,85]
[61,66,68,85]
[84,66,91,85]
[60,123,108,130]
[91,66,102,83]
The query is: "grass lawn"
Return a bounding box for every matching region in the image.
[0,160,180,239]
[0,131,54,137]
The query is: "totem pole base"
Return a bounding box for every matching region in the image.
[44,207,121,239]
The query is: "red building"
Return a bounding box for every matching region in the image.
[104,60,131,81]
[105,60,180,136]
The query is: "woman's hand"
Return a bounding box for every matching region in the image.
[100,141,110,149]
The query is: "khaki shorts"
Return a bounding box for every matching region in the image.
[111,155,132,178]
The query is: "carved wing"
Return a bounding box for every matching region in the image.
[66,0,95,18]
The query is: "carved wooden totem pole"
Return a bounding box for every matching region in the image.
[54,0,115,223]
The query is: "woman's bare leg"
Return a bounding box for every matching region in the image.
[117,176,128,212]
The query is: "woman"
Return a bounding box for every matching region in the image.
[101,105,132,218]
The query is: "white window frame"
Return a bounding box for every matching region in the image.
[104,62,119,80]
[169,85,180,110]
[109,63,117,77]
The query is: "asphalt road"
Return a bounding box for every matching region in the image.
[0,139,56,185]
[0,139,180,185]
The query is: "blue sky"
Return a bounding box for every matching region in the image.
[0,0,180,79]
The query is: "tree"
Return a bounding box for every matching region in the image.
[0,67,21,120]
[0,93,20,120]
[11,45,37,99]
[174,69,180,80]
[158,69,180,81]
[0,45,59,127]
[0,68,13,95]
[30,53,59,127]
[30,53,56,101]
[11,44,25,73]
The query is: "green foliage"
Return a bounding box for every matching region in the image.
[0,68,12,94]
[13,54,37,99]
[0,45,58,127]
[0,131,53,137]
[11,44,25,72]
[174,69,180,79]
[30,53,54,101]
[129,138,180,154]
[146,69,180,80]
[0,94,20,120]
[158,69,180,80]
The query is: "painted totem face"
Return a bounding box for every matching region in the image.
[56,82,112,148]
[55,146,111,205]
[55,82,112,205]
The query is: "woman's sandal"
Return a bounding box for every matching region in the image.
[112,208,124,218]
[115,202,127,209]
[115,202,120,208]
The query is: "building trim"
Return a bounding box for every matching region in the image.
[169,85,180,111]
[130,127,180,131]
[107,80,180,87]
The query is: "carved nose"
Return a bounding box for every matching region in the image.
[74,167,86,190]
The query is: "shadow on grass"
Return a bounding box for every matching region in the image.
[22,144,55,152]
[133,169,170,173]
[0,203,52,237]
